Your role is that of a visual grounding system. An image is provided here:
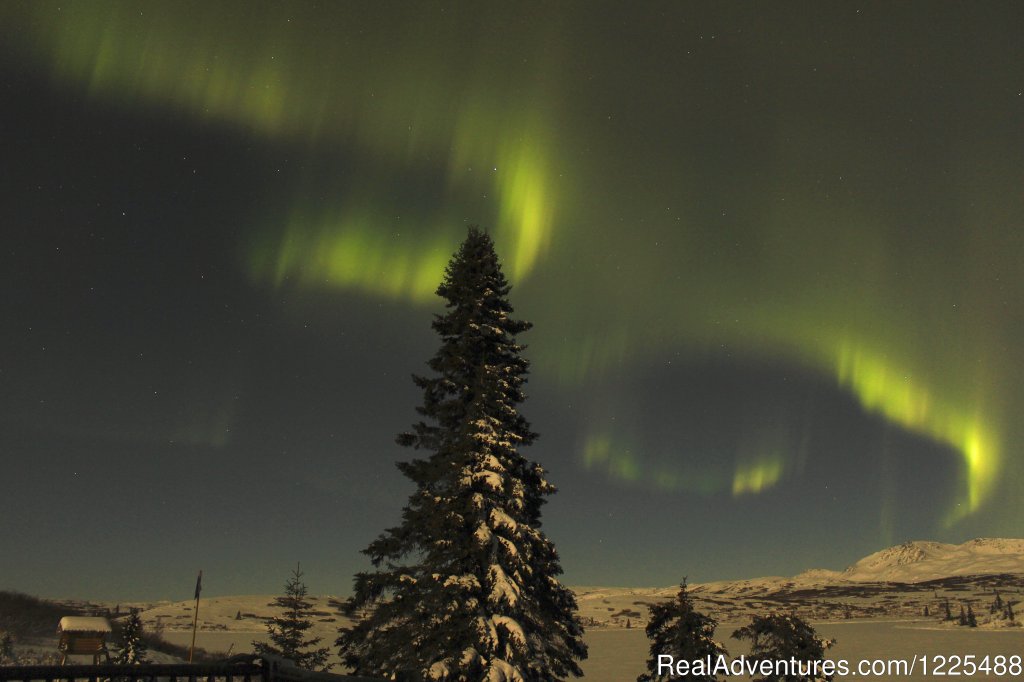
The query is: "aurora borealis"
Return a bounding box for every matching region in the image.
[2,2,1022,600]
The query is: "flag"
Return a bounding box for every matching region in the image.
[194,570,203,600]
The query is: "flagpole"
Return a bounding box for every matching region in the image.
[189,570,202,663]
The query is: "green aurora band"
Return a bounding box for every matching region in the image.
[7,1,1019,530]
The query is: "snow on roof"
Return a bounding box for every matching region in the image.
[58,616,112,633]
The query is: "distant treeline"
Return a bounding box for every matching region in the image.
[0,591,84,639]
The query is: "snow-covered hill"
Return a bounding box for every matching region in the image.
[47,538,1023,638]
[573,538,1024,628]
[841,538,1024,582]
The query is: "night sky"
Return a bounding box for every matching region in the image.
[2,2,1022,601]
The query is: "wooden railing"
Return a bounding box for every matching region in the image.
[0,660,265,682]
[259,655,377,682]
[0,656,378,682]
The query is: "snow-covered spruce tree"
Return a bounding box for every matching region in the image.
[116,609,148,664]
[338,227,587,681]
[731,613,834,682]
[638,580,727,682]
[117,606,149,659]
[253,564,331,671]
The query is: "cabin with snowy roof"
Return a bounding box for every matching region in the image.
[57,616,112,664]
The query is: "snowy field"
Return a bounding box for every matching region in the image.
[42,540,1023,680]
[158,620,1023,681]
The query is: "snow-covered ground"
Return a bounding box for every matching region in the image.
[20,614,1018,682]
[577,620,1024,682]
[149,619,1024,682]
[20,538,1023,680]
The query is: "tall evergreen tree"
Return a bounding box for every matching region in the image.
[116,609,148,664]
[638,580,727,682]
[338,227,587,681]
[254,564,331,671]
[732,613,835,682]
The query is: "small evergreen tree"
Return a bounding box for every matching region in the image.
[254,564,331,671]
[943,601,952,621]
[0,630,15,664]
[958,605,967,626]
[116,609,148,664]
[1006,601,1015,622]
[638,581,727,682]
[966,605,977,628]
[923,605,929,617]
[991,591,1003,614]
[338,227,587,681]
[732,613,835,682]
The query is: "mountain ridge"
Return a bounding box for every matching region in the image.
[839,537,1024,583]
